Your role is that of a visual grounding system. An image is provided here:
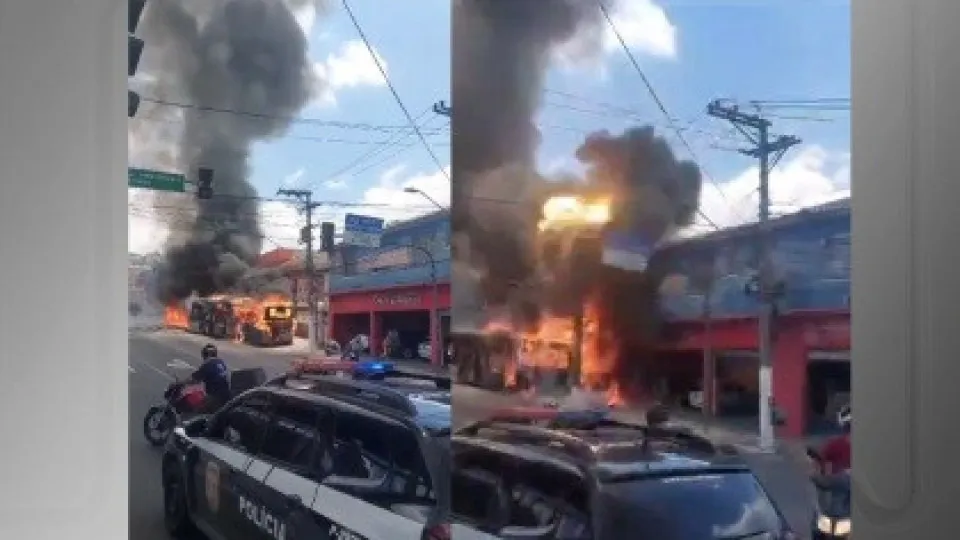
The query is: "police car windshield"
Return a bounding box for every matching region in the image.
[597,472,784,540]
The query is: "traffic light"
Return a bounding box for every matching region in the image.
[197,168,214,199]
[320,222,335,252]
[128,0,148,118]
[128,90,141,117]
[129,0,147,34]
[128,35,144,77]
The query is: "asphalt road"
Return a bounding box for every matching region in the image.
[130,330,815,539]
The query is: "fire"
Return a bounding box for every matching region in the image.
[164,303,189,329]
[481,300,624,407]
[232,293,294,335]
[538,195,612,232]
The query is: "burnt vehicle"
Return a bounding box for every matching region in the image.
[242,300,295,347]
[160,362,456,540]
[187,299,215,336]
[450,408,801,540]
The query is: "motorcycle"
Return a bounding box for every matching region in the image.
[143,376,206,447]
[807,447,851,539]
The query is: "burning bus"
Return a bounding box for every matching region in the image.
[239,294,295,347]
[183,295,239,339]
[165,293,295,347]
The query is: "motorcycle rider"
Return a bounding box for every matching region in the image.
[190,344,231,413]
[818,406,851,474]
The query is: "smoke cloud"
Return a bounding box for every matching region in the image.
[140,0,324,302]
[452,1,704,378]
[452,0,616,326]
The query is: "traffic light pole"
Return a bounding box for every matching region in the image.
[706,100,800,453]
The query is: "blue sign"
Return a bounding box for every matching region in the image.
[343,213,385,248]
[658,208,851,319]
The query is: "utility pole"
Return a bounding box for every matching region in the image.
[706,100,800,453]
[278,188,319,355]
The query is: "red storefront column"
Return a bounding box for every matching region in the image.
[369,311,382,356]
[772,329,808,439]
[429,309,440,366]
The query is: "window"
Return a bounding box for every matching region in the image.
[328,410,391,481]
[259,397,329,475]
[451,467,510,530]
[597,472,785,539]
[209,393,273,454]
[388,425,434,500]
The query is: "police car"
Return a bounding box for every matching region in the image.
[160,361,453,540]
[450,408,802,540]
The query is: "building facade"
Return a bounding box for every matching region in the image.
[654,198,850,438]
[327,210,451,365]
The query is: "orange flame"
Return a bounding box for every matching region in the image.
[164,303,189,329]
[231,294,294,334]
[481,300,623,406]
[538,195,612,232]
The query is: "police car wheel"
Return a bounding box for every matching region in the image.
[163,467,194,536]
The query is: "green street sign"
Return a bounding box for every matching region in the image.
[128,167,185,193]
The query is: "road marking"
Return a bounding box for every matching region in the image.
[130,358,176,382]
[167,358,194,370]
[129,366,135,373]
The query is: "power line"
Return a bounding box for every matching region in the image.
[127,190,437,209]
[132,115,450,143]
[137,95,436,133]
[346,120,451,180]
[597,0,728,229]
[311,108,438,189]
[340,0,450,181]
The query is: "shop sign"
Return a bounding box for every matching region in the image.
[373,293,421,306]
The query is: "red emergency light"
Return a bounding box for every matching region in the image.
[290,358,357,376]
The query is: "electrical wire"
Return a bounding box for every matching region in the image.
[340,0,450,181]
[137,95,435,133]
[310,107,438,189]
[597,0,727,229]
[133,114,450,143]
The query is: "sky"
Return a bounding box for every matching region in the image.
[128,0,850,254]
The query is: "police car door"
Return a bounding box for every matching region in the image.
[309,409,427,539]
[193,392,274,539]
[243,394,332,540]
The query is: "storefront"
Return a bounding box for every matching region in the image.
[659,310,850,438]
[328,283,451,366]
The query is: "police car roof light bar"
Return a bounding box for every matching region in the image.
[388,368,453,390]
[487,407,609,427]
[283,368,419,417]
[473,407,730,456]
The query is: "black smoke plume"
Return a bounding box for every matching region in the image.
[451,0,615,328]
[452,1,705,388]
[142,0,322,303]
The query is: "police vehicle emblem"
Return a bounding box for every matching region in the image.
[205,461,220,512]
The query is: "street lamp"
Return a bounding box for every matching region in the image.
[402,187,446,367]
[403,186,445,211]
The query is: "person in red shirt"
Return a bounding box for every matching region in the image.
[819,406,851,474]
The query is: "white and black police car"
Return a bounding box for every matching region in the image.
[160,361,456,540]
